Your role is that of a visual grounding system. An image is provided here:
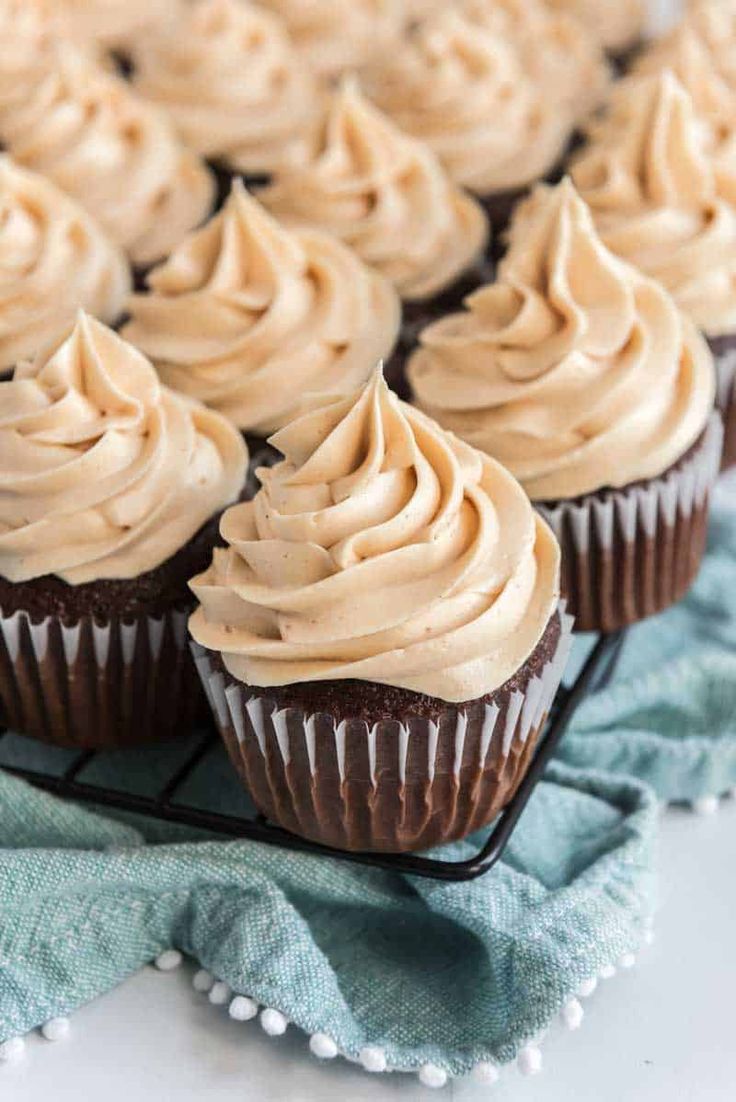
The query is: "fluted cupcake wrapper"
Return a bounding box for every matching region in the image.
[537,413,724,634]
[713,348,736,472]
[0,605,203,749]
[190,605,573,854]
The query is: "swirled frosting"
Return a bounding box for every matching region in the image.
[133,0,323,176]
[51,0,183,48]
[260,81,489,301]
[257,0,403,78]
[460,0,609,112]
[0,313,247,584]
[542,0,645,53]
[364,9,586,195]
[408,180,716,501]
[571,71,736,339]
[0,40,214,266]
[122,181,401,436]
[189,368,560,701]
[0,156,131,371]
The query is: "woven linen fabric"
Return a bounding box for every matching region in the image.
[0,761,656,1076]
[557,493,736,803]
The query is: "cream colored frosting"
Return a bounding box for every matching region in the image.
[0,40,214,266]
[460,0,609,113]
[133,0,323,176]
[0,313,247,584]
[122,182,401,436]
[408,180,716,501]
[364,9,585,196]
[0,156,131,371]
[543,0,645,53]
[189,368,560,702]
[260,81,489,301]
[257,0,403,78]
[51,0,183,48]
[572,71,736,339]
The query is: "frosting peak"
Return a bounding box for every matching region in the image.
[0,39,214,266]
[0,313,247,584]
[133,0,323,176]
[189,367,560,701]
[364,8,598,195]
[572,70,736,338]
[0,155,131,371]
[257,0,403,78]
[542,0,644,53]
[122,182,400,434]
[409,179,716,500]
[261,80,488,301]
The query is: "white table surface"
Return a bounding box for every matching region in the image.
[4,800,736,1102]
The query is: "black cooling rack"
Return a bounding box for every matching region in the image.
[0,631,624,882]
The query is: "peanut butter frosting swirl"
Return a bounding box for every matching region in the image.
[0,156,131,371]
[133,0,323,176]
[260,81,489,301]
[363,9,584,196]
[189,368,560,701]
[50,0,183,48]
[408,180,716,501]
[571,71,736,339]
[0,313,247,584]
[0,41,214,266]
[122,182,401,436]
[542,0,645,54]
[257,0,403,78]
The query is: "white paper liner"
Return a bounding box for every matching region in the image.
[0,605,198,748]
[537,413,723,555]
[714,349,736,470]
[191,603,573,852]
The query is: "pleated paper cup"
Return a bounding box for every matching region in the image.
[0,605,202,749]
[191,605,573,854]
[712,346,736,472]
[537,413,723,634]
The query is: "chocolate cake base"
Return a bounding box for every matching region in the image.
[0,509,234,748]
[193,608,570,853]
[706,334,736,471]
[537,415,723,633]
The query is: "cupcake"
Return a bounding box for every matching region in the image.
[260,79,490,376]
[0,312,247,748]
[408,180,722,633]
[256,0,404,80]
[132,0,324,200]
[189,367,568,853]
[542,0,646,70]
[571,72,736,470]
[0,33,215,270]
[0,156,131,375]
[364,7,608,240]
[122,180,401,455]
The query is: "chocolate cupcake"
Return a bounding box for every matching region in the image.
[364,6,608,243]
[0,312,247,748]
[132,0,324,197]
[189,368,567,853]
[542,0,646,72]
[257,0,404,81]
[260,79,490,390]
[0,156,131,373]
[571,71,736,470]
[0,26,214,272]
[409,180,722,633]
[122,180,400,463]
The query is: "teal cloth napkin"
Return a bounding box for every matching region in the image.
[0,762,656,1078]
[557,497,736,804]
